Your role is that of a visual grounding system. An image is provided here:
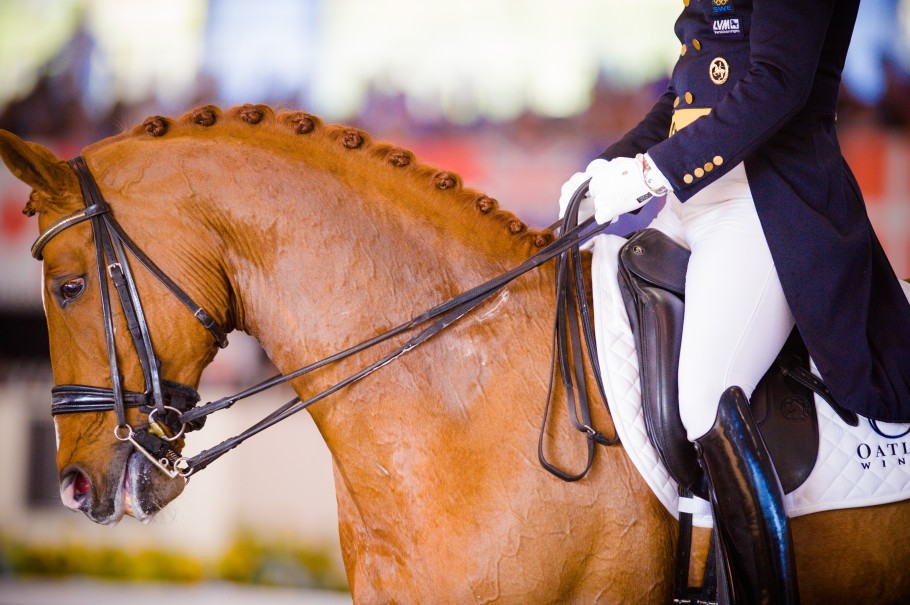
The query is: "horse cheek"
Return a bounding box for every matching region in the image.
[54,413,113,479]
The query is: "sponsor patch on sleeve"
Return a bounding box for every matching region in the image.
[711,0,735,15]
[712,17,742,37]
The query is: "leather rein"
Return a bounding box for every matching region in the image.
[34,156,617,481]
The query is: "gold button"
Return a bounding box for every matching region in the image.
[681,44,687,56]
[683,174,694,184]
[693,39,701,51]
[694,167,705,178]
[684,91,693,104]
[673,96,680,108]
[713,155,724,166]
[704,162,714,172]
[683,0,690,6]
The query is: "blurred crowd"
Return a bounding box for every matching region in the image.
[1,56,908,159]
[2,0,909,150]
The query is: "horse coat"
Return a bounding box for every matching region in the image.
[599,0,910,422]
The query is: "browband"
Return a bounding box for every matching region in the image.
[31,202,111,260]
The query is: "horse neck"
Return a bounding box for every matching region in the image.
[176,136,562,448]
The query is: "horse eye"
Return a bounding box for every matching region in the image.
[60,278,86,302]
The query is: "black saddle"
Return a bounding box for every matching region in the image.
[616,229,858,499]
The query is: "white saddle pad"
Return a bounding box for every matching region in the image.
[590,233,910,528]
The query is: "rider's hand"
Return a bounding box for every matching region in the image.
[588,154,669,225]
[557,159,610,222]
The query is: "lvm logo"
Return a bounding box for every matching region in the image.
[713,18,741,35]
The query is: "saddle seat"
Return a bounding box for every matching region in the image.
[615,228,857,499]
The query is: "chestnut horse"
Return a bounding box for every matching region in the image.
[1,105,908,604]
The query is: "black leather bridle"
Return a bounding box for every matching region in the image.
[34,157,227,477]
[33,156,616,480]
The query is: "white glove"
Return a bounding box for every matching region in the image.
[557,158,610,222]
[588,154,669,225]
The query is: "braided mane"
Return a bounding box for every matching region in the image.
[105,103,555,254]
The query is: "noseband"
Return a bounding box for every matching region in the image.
[34,156,616,481]
[33,157,228,477]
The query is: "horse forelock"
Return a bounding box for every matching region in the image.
[96,103,555,254]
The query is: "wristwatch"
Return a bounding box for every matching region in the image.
[641,154,669,196]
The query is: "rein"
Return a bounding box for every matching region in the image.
[35,156,617,480]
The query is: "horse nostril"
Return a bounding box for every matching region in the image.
[60,468,92,510]
[73,471,91,498]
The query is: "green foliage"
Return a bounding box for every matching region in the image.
[0,537,204,583]
[217,531,347,591]
[0,532,347,591]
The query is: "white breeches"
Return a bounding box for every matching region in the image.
[648,163,795,440]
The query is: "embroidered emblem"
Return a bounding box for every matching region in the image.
[781,396,811,422]
[712,18,741,36]
[711,0,735,16]
[709,57,729,85]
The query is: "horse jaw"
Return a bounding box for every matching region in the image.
[122,452,186,523]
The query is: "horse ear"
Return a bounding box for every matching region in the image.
[0,129,72,201]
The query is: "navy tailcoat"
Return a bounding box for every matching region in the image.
[600,0,910,422]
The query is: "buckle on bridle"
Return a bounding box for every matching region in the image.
[107,262,123,278]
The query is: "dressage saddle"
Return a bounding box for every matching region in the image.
[616,228,858,499]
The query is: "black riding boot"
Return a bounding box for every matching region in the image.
[694,386,800,604]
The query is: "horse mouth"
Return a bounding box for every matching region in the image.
[122,451,183,523]
[60,452,184,525]
[122,452,141,520]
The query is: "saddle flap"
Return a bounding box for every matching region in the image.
[618,230,702,496]
[750,331,820,490]
[617,229,820,496]
[619,228,689,296]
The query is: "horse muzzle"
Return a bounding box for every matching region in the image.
[60,449,187,525]
[53,382,201,524]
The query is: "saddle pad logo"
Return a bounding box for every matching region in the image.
[712,18,742,36]
[856,439,910,470]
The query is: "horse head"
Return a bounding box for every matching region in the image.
[0,129,231,524]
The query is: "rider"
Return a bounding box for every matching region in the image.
[559,1,910,602]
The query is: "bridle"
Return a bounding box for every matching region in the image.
[34,157,228,477]
[33,156,617,481]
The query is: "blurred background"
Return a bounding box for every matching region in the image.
[1,0,909,602]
